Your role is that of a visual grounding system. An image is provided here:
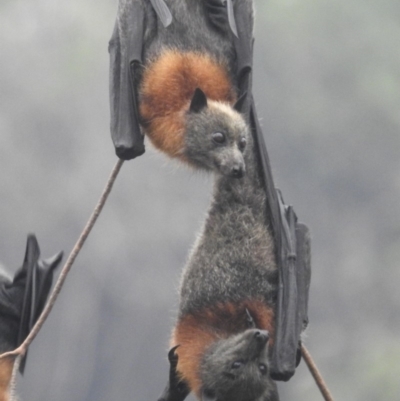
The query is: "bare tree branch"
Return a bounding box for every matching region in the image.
[301,344,335,401]
[0,158,124,362]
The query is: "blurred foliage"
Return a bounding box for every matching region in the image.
[360,341,400,399]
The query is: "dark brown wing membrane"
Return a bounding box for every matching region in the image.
[17,235,63,373]
[0,235,62,373]
[232,0,312,380]
[250,99,312,381]
[109,1,146,160]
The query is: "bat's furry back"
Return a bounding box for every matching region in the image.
[136,0,252,175]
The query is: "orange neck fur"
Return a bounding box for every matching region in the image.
[140,50,236,160]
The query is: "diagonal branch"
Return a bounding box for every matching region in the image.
[301,344,335,401]
[0,158,124,362]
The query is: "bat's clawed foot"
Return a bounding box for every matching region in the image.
[157,346,190,401]
[167,345,180,369]
[115,144,145,161]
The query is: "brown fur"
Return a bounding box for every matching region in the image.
[171,300,274,396]
[140,50,237,159]
[0,358,13,401]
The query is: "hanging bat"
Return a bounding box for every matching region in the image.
[0,234,62,374]
[108,0,311,399]
[108,0,252,162]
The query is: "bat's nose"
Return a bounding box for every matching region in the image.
[230,165,245,178]
[254,330,269,345]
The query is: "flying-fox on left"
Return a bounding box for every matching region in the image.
[0,235,62,401]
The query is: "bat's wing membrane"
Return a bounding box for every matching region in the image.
[229,1,252,121]
[15,234,41,349]
[232,1,312,382]
[109,0,146,160]
[15,235,62,373]
[109,0,173,160]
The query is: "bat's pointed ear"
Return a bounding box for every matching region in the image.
[201,389,217,401]
[233,91,247,113]
[245,307,256,328]
[189,88,208,113]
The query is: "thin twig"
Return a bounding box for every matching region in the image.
[301,344,335,401]
[0,158,124,361]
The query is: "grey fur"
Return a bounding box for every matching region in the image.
[179,130,278,316]
[184,99,248,178]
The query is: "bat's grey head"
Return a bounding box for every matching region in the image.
[199,329,275,401]
[184,89,249,179]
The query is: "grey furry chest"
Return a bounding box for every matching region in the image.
[179,146,278,316]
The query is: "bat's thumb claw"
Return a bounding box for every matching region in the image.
[115,144,145,160]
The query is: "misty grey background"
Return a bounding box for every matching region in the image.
[1,0,399,400]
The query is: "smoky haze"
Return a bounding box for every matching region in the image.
[1,0,399,400]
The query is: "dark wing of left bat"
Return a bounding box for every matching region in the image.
[230,0,312,382]
[0,234,62,373]
[109,0,172,160]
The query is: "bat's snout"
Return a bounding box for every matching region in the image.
[254,330,269,345]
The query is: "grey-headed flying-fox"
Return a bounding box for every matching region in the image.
[110,1,280,400]
[121,2,279,399]
[109,0,309,400]
[112,1,278,396]
[109,0,253,171]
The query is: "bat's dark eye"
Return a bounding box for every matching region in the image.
[238,137,247,151]
[259,363,267,375]
[212,132,226,144]
[231,360,244,369]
